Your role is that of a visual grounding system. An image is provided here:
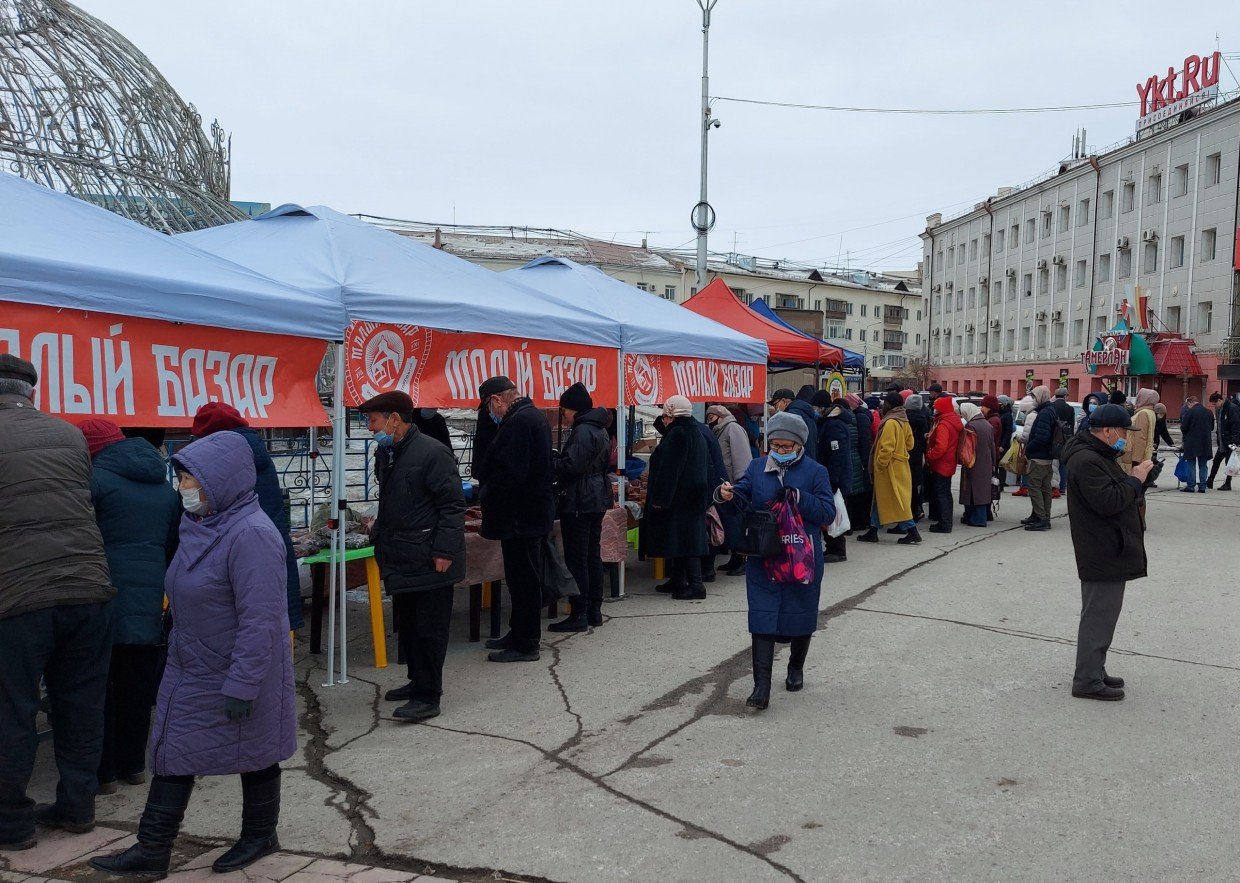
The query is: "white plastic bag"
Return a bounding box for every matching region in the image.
[1226,449,1240,478]
[827,489,851,538]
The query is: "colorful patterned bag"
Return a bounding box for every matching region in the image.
[764,489,815,585]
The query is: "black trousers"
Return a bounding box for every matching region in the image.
[99,644,162,784]
[1207,448,1231,484]
[909,454,925,518]
[1073,580,1126,692]
[501,537,545,652]
[0,601,112,842]
[156,762,280,789]
[670,556,703,589]
[561,513,604,605]
[391,585,454,703]
[926,472,954,529]
[844,490,871,535]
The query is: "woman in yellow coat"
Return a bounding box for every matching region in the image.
[857,391,920,544]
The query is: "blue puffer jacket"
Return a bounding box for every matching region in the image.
[231,428,303,630]
[90,438,181,645]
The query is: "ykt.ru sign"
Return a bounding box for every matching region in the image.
[1136,51,1221,120]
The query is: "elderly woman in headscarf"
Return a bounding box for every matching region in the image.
[642,395,711,600]
[1121,388,1159,475]
[717,411,834,711]
[957,402,996,527]
[857,391,919,544]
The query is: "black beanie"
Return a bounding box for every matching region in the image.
[810,390,833,408]
[559,382,593,413]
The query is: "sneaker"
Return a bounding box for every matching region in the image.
[1052,489,1062,499]
[1020,516,1039,526]
[384,682,416,702]
[1013,488,1029,497]
[392,700,441,722]
[488,648,540,663]
[1180,486,1196,493]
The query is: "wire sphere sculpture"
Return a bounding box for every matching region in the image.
[0,0,244,232]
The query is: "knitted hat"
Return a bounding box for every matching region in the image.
[663,395,693,418]
[79,419,124,458]
[810,389,833,408]
[905,394,924,411]
[191,402,249,438]
[980,394,1001,412]
[766,411,808,446]
[900,389,913,402]
[558,382,593,413]
[883,391,905,410]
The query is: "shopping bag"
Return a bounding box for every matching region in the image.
[706,505,726,547]
[1226,449,1240,478]
[764,491,815,585]
[999,439,1029,476]
[540,536,578,603]
[731,497,781,557]
[826,489,850,538]
[1174,454,1191,485]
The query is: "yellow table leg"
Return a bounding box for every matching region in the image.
[364,558,387,669]
[653,557,666,580]
[482,582,492,608]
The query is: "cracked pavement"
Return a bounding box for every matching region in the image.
[24,484,1240,881]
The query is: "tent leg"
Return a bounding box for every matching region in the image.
[614,352,627,599]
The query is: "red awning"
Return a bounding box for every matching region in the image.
[681,279,842,367]
[1150,338,1205,376]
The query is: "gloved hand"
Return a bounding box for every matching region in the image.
[223,696,254,722]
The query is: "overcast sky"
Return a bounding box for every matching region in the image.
[74,1,1238,272]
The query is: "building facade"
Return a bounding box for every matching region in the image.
[921,69,1240,408]
[375,219,926,392]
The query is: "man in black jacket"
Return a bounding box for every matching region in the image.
[475,377,555,661]
[549,383,611,633]
[1206,392,1240,490]
[1061,405,1154,701]
[1022,386,1061,531]
[0,355,114,849]
[361,391,465,722]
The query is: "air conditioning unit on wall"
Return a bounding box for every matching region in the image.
[964,323,975,332]
[1117,236,1130,250]
[989,319,1001,329]
[1052,255,1066,266]
[1006,267,1017,278]
[1036,310,1048,321]
[978,275,988,285]
[1142,229,1159,242]
[1052,309,1063,321]
[1036,259,1048,270]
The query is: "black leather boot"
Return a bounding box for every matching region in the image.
[856,527,880,543]
[548,600,588,633]
[746,637,775,709]
[786,635,811,691]
[213,769,281,873]
[90,776,194,879]
[586,598,604,627]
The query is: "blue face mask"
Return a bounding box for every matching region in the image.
[770,450,800,465]
[420,409,436,420]
[490,410,502,424]
[1086,402,1097,413]
[373,430,394,447]
[1110,437,1127,453]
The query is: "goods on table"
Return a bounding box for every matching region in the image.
[292,521,371,558]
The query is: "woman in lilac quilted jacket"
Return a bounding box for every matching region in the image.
[93,432,295,879]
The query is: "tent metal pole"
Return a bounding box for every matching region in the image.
[615,351,626,598]
[324,343,343,687]
[335,340,349,685]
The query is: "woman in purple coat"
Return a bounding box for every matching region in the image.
[93,432,296,878]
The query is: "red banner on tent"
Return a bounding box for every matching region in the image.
[343,321,619,408]
[1,301,329,428]
[623,353,766,405]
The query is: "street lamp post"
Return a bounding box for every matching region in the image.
[692,0,720,291]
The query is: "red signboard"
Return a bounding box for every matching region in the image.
[343,321,618,409]
[623,353,766,405]
[1136,52,1221,118]
[1,301,329,427]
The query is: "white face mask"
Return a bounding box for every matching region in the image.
[180,487,208,514]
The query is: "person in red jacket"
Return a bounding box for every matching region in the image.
[925,396,963,533]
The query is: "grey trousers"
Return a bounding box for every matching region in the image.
[1074,580,1126,692]
[1027,462,1054,521]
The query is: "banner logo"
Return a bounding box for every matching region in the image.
[345,322,433,403]
[627,354,660,405]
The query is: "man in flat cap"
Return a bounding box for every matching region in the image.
[0,354,114,850]
[474,377,554,661]
[360,391,465,722]
[1060,404,1154,702]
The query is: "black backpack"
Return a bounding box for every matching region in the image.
[1049,414,1067,460]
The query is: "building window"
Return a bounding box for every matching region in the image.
[1005,328,1015,351]
[1036,324,1048,349]
[1165,306,1181,332]
[966,333,974,356]
[1202,227,1217,262]
[1078,198,1091,226]
[1038,268,1049,295]
[1122,181,1136,212]
[1074,259,1087,288]
[1197,301,1213,333]
[993,281,1003,303]
[1054,264,1067,293]
[995,229,1005,252]
[989,329,1000,352]
[982,233,991,254]
[733,287,747,302]
[1206,152,1222,187]
[860,330,867,343]
[1042,211,1052,238]
[1058,206,1071,233]
[664,285,677,300]
[861,304,867,317]
[933,295,941,313]
[1169,235,1185,269]
[778,294,801,309]
[826,322,845,338]
[1098,252,1112,282]
[946,249,954,268]
[1101,190,1115,219]
[1010,224,1020,249]
[1020,327,1031,350]
[1173,164,1190,197]
[1025,218,1036,242]
[967,287,976,309]
[1052,322,1065,348]
[915,333,921,345]
[1022,272,1033,298]
[844,328,853,340]
[916,309,922,321]
[1094,315,1108,335]
[1142,240,1158,274]
[956,291,963,311]
[954,335,962,356]
[959,244,967,264]
[1147,173,1162,205]
[1071,318,1084,346]
[1118,248,1132,278]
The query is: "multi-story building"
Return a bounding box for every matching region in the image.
[373,219,925,391]
[921,52,1240,407]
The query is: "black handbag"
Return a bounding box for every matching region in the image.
[731,496,781,558]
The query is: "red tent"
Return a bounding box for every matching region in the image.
[681,278,842,367]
